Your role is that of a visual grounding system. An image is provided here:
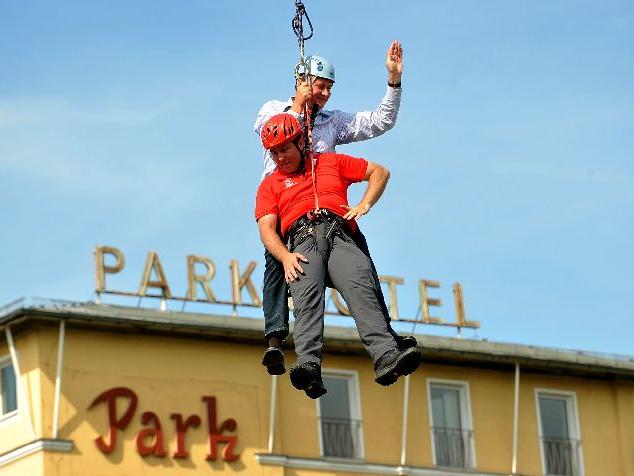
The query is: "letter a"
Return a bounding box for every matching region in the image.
[139,251,172,298]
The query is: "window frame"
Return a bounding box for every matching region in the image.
[426,378,477,469]
[0,354,18,423]
[534,388,585,476]
[315,368,364,460]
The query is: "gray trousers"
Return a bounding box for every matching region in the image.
[288,220,399,366]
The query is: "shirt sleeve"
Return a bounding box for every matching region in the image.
[332,85,402,145]
[336,154,368,183]
[255,180,279,221]
[254,100,297,181]
[254,101,279,135]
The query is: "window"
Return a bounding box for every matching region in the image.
[0,359,17,417]
[536,390,584,476]
[428,380,475,468]
[317,372,363,459]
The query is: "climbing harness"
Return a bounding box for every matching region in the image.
[292,0,321,215]
[286,210,350,266]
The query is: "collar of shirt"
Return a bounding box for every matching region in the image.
[270,155,319,182]
[285,98,333,122]
[273,169,306,181]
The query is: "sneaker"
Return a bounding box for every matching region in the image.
[374,347,422,386]
[289,361,327,399]
[262,346,285,375]
[396,335,418,351]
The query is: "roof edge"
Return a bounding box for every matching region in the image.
[2,301,634,380]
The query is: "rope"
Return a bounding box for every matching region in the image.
[306,103,319,213]
[292,1,320,213]
[292,0,313,61]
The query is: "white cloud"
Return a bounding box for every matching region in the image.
[0,98,209,219]
[489,160,628,184]
[1,149,207,211]
[0,109,31,126]
[0,99,178,127]
[75,103,179,125]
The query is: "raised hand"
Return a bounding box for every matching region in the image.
[386,40,403,84]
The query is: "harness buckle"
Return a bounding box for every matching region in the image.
[306,208,324,221]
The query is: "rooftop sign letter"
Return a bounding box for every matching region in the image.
[93,245,479,329]
[139,252,172,298]
[94,246,125,292]
[186,255,218,302]
[229,259,262,307]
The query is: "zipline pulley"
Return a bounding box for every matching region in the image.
[292,0,314,81]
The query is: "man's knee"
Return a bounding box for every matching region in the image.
[289,281,324,313]
[337,246,374,280]
[329,245,381,302]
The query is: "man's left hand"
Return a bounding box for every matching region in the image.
[386,40,403,83]
[340,203,370,221]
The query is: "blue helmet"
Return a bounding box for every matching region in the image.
[305,55,336,83]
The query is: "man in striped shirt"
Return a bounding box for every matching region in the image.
[254,41,416,376]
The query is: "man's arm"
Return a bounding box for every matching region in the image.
[341,161,390,220]
[258,214,309,283]
[334,41,403,145]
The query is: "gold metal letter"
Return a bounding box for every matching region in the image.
[419,279,444,324]
[229,260,262,306]
[379,275,404,320]
[186,256,217,302]
[139,252,172,298]
[453,283,479,328]
[330,289,351,316]
[94,246,125,292]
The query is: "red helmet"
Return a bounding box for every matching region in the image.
[261,113,302,150]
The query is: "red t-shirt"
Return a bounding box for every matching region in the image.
[255,152,368,237]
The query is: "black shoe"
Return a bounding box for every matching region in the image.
[289,361,327,399]
[262,346,285,375]
[396,335,418,351]
[374,347,422,386]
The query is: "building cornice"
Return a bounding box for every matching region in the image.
[2,299,634,380]
[255,453,515,476]
[0,438,73,468]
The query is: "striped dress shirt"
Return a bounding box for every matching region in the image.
[254,86,402,181]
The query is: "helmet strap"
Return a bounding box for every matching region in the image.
[293,138,305,162]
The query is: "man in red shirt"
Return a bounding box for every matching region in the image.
[256,113,421,398]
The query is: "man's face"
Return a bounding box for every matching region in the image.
[271,141,303,174]
[310,77,334,110]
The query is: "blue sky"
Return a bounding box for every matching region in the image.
[1,1,633,356]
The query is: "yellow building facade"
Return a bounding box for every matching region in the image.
[0,299,632,475]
